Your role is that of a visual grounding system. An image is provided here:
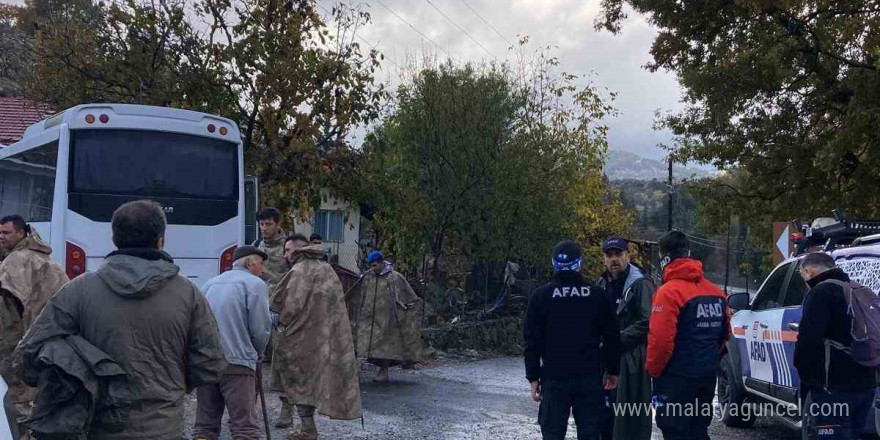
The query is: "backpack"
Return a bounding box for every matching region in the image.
[820,279,880,371]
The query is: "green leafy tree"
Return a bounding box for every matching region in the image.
[352,49,630,278]
[21,0,386,216]
[0,3,34,96]
[598,0,880,227]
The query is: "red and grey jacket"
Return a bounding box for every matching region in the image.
[646,258,730,378]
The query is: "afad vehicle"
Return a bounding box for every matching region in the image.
[718,213,880,435]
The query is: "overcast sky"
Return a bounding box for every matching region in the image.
[3,0,684,160]
[346,0,683,160]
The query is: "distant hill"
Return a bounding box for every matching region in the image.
[603,150,714,181]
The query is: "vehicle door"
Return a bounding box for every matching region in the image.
[244,176,259,245]
[773,260,808,402]
[739,261,795,396]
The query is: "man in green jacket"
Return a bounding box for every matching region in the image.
[15,200,227,440]
[597,237,655,440]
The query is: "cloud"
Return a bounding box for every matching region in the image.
[0,0,683,160]
[354,0,683,160]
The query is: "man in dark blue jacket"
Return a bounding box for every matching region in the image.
[524,239,621,440]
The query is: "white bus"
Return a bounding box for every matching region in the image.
[0,104,251,287]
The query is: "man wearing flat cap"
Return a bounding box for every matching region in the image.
[194,245,272,440]
[345,251,423,383]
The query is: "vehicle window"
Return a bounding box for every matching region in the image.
[0,141,58,222]
[753,262,791,311]
[782,262,808,306]
[70,129,238,200]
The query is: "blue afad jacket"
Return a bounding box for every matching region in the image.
[647,258,731,378]
[523,271,621,382]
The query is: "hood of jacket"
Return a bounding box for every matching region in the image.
[662,258,704,283]
[10,233,52,256]
[621,263,646,293]
[96,248,179,298]
[806,267,850,288]
[289,244,325,266]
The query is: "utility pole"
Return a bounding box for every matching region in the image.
[724,214,732,293]
[667,158,673,231]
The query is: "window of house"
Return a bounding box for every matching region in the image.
[314,209,344,242]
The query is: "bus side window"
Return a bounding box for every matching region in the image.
[0,141,59,222]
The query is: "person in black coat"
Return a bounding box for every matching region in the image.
[523,239,621,440]
[794,252,875,440]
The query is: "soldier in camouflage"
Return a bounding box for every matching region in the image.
[270,243,362,440]
[346,251,423,383]
[0,215,68,439]
[254,208,290,287]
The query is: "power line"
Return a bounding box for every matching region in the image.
[314,2,402,69]
[456,0,513,47]
[422,0,498,61]
[374,0,458,62]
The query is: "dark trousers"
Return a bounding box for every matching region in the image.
[194,372,260,440]
[802,387,874,440]
[653,374,715,440]
[538,375,604,440]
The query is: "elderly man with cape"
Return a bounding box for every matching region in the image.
[269,243,361,440]
[345,251,423,383]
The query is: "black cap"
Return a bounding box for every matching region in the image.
[658,230,689,259]
[552,240,582,264]
[233,245,268,262]
[602,237,628,253]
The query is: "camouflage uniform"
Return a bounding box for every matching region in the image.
[0,232,68,429]
[269,244,362,438]
[346,263,423,363]
[257,232,289,288]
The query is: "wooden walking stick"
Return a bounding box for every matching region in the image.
[256,363,272,440]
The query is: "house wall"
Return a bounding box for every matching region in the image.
[293,196,362,273]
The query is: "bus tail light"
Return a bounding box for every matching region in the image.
[85,114,95,124]
[207,124,216,133]
[66,241,86,279]
[220,246,236,273]
[219,127,228,135]
[99,114,109,123]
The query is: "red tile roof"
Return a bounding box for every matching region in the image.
[0,97,54,146]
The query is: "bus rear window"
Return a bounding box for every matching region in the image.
[70,130,238,200]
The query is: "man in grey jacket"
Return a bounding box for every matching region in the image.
[194,245,271,440]
[14,200,227,440]
[597,237,655,440]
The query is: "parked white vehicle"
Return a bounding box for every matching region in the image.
[719,217,880,435]
[0,104,256,287]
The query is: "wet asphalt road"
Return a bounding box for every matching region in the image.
[183,357,800,439]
